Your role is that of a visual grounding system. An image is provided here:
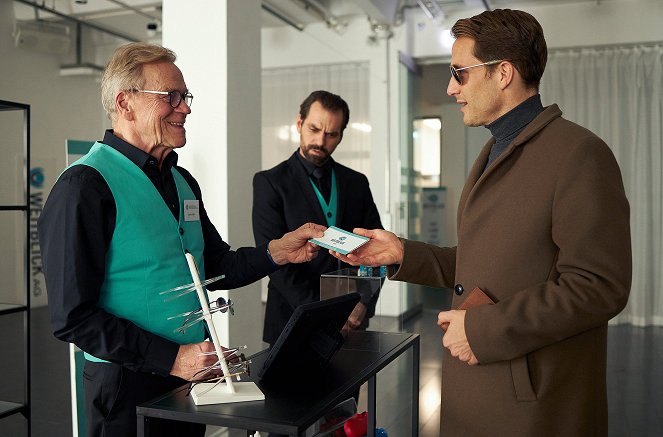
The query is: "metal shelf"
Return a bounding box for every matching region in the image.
[0,98,31,435]
[0,303,28,316]
[0,401,27,420]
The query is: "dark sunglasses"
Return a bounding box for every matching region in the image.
[449,60,505,85]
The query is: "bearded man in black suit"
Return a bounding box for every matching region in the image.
[252,90,383,346]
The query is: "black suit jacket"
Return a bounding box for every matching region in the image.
[253,151,383,345]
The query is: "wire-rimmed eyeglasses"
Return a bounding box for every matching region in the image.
[134,89,193,108]
[449,60,505,85]
[169,297,234,334]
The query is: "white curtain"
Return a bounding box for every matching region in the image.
[261,62,371,176]
[540,45,663,326]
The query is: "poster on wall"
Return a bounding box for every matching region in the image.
[29,158,55,307]
[421,187,447,246]
[28,140,94,308]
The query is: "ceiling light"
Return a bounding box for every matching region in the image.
[439,28,454,50]
[351,122,372,133]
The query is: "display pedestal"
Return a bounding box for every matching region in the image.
[191,381,264,405]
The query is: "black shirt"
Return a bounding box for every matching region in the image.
[295,151,333,202]
[38,130,277,376]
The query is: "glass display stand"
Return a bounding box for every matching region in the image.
[320,267,394,352]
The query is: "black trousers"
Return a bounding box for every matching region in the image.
[83,360,206,437]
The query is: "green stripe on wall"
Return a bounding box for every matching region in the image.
[74,349,86,436]
[67,140,94,155]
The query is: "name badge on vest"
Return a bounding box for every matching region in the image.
[183,200,200,221]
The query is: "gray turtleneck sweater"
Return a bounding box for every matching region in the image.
[484,94,544,171]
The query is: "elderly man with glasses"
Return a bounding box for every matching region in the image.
[38,42,325,437]
[331,9,631,437]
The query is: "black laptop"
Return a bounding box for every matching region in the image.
[256,292,360,383]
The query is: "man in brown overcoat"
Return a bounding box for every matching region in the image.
[332,9,631,437]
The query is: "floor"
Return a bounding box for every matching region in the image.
[1,289,662,436]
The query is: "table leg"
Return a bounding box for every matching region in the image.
[411,337,420,437]
[137,414,145,437]
[367,375,376,437]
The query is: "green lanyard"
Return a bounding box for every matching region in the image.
[309,168,337,227]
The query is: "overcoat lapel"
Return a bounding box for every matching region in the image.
[457,140,492,228]
[457,104,563,229]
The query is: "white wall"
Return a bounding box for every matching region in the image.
[0,1,107,307]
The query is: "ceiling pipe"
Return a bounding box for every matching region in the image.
[262,1,305,31]
[299,0,346,31]
[14,0,139,42]
[462,0,491,11]
[105,0,160,22]
[300,0,331,19]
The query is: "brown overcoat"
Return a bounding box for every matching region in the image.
[392,105,631,436]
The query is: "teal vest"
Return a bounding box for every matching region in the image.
[71,143,207,362]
